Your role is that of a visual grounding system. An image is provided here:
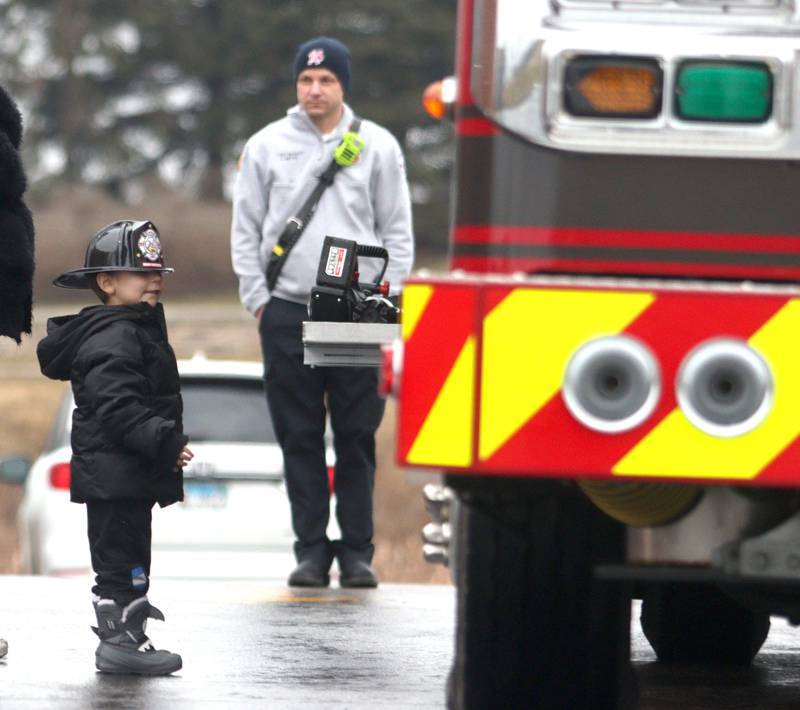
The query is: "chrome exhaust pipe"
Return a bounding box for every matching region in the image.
[676,338,773,438]
[562,335,661,433]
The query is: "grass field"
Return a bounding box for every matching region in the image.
[0,301,448,584]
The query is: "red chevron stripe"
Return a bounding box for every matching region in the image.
[753,437,800,486]
[481,285,514,318]
[397,285,478,461]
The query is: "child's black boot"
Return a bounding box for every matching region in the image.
[92,596,182,675]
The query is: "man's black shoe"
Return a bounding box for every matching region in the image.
[340,560,379,588]
[288,560,330,588]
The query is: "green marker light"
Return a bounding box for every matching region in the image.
[676,61,773,123]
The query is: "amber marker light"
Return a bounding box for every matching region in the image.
[423,76,457,120]
[564,56,663,119]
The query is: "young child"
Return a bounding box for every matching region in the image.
[37,220,192,675]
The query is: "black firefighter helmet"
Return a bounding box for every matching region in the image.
[54,220,174,289]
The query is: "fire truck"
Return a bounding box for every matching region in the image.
[393,0,800,707]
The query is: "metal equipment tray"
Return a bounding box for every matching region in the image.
[302,321,399,367]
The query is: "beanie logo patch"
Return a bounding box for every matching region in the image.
[138,229,163,263]
[307,48,325,66]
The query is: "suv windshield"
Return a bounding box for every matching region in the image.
[180,377,276,444]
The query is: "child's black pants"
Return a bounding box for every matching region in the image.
[86,499,154,605]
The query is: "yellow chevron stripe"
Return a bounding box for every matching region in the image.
[613,299,800,479]
[401,284,434,342]
[407,335,476,467]
[479,289,655,461]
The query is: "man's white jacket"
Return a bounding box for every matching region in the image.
[231,103,414,315]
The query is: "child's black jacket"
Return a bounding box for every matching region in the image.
[36,302,186,506]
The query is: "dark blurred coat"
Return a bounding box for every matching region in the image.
[0,83,34,342]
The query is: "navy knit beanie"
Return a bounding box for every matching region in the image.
[293,37,352,92]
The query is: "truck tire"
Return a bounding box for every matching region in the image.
[640,583,770,665]
[447,477,635,710]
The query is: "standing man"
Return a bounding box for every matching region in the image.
[231,37,413,588]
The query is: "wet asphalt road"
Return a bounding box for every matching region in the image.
[1,576,452,709]
[3,576,800,709]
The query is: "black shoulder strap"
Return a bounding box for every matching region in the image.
[266,118,362,292]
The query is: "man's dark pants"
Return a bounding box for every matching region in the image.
[86,498,153,605]
[259,297,386,570]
